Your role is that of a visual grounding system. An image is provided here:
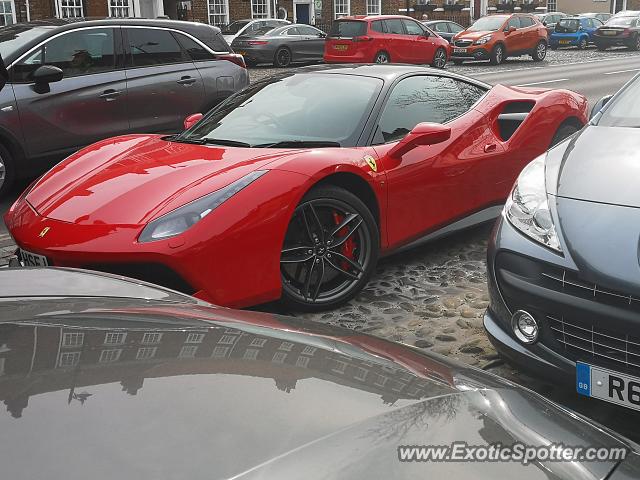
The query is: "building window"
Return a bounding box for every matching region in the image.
[332,360,347,374]
[179,345,198,358]
[212,346,229,358]
[208,0,229,26]
[56,0,83,18]
[251,0,270,18]
[108,0,131,17]
[250,338,267,347]
[334,0,349,19]
[219,335,237,345]
[301,346,316,355]
[104,332,126,345]
[546,0,556,11]
[243,348,259,360]
[278,342,294,352]
[273,352,287,363]
[374,374,388,387]
[63,332,84,347]
[136,347,157,360]
[59,351,81,367]
[99,349,122,363]
[366,0,380,15]
[185,333,205,344]
[0,1,15,26]
[142,332,163,344]
[295,356,309,368]
[355,367,368,381]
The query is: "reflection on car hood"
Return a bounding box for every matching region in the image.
[0,288,628,480]
[456,30,495,40]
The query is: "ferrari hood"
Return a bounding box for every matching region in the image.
[25,135,290,225]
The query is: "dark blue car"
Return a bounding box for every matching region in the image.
[550,16,604,49]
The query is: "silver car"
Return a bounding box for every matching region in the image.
[0,18,249,196]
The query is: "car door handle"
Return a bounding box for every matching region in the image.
[177,76,197,85]
[99,89,121,101]
[484,143,498,153]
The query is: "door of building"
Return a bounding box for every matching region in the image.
[296,3,310,24]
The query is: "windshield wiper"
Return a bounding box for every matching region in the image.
[173,137,252,147]
[255,140,342,148]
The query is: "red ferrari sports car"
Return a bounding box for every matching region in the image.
[4,65,588,311]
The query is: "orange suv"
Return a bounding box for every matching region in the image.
[450,14,548,65]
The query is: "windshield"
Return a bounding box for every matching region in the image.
[329,20,367,37]
[596,75,640,127]
[556,19,580,32]
[0,24,52,60]
[178,74,382,147]
[606,16,636,26]
[221,20,250,34]
[467,16,507,32]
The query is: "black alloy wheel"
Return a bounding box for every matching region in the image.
[274,47,292,67]
[280,186,379,311]
[431,47,447,68]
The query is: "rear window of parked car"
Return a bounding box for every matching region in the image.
[174,33,216,61]
[128,28,186,67]
[329,20,366,37]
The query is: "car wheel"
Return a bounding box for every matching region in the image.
[431,47,447,69]
[578,37,588,50]
[374,51,390,63]
[629,34,640,51]
[490,44,504,65]
[452,59,463,65]
[280,185,379,311]
[274,47,292,68]
[0,143,15,199]
[532,41,547,61]
[549,122,581,148]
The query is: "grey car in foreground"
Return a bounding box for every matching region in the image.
[0,18,249,196]
[231,24,326,67]
[2,266,640,479]
[485,72,640,415]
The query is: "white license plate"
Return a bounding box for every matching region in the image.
[577,362,640,411]
[19,248,49,267]
[454,47,467,53]
[603,30,617,36]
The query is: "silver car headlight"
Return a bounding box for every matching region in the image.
[475,34,493,45]
[138,170,268,243]
[504,156,562,253]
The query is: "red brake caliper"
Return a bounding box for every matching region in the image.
[332,212,356,270]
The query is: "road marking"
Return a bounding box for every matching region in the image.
[515,78,569,87]
[603,68,640,75]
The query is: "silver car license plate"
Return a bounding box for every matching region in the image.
[577,362,640,411]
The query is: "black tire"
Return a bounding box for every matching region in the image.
[490,44,505,65]
[628,34,640,51]
[280,185,379,311]
[431,47,447,69]
[550,122,581,148]
[577,37,588,50]
[274,47,292,68]
[374,51,390,63]
[0,143,15,199]
[452,59,463,65]
[531,40,547,61]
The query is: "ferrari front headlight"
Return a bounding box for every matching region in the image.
[475,34,493,45]
[138,170,267,243]
[504,156,562,253]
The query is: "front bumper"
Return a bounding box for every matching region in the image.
[449,45,490,61]
[486,214,640,385]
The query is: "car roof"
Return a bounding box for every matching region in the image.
[335,14,415,21]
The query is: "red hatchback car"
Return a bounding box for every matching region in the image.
[324,15,450,67]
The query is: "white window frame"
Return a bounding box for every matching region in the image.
[104,332,126,345]
[56,0,83,18]
[59,351,81,367]
[99,349,122,363]
[334,0,349,19]
[301,346,316,355]
[243,348,259,360]
[546,0,557,12]
[250,338,267,347]
[136,347,157,360]
[179,345,198,358]
[295,356,310,368]
[366,0,380,15]
[278,341,294,352]
[185,332,205,344]
[219,335,238,345]
[212,346,230,358]
[251,0,271,18]
[108,0,132,17]
[0,0,16,26]
[208,0,229,26]
[273,352,287,363]
[374,374,388,387]
[142,332,163,344]
[332,360,347,374]
[355,367,368,381]
[63,332,85,348]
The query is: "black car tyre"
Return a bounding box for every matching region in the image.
[274,47,292,67]
[577,37,588,50]
[374,51,390,63]
[531,40,547,61]
[431,47,447,68]
[280,185,379,312]
[0,143,15,199]
[490,44,505,65]
[550,122,581,148]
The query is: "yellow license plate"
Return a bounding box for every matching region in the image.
[333,44,348,50]
[559,40,571,44]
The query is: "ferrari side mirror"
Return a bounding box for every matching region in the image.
[184,113,204,130]
[387,122,451,159]
[590,95,613,121]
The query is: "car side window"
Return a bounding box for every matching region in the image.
[593,18,603,27]
[11,48,43,83]
[520,16,534,27]
[507,17,521,30]
[450,23,464,33]
[128,28,187,67]
[371,20,386,33]
[456,80,487,108]
[386,19,405,35]
[402,19,424,36]
[299,26,320,35]
[433,22,447,32]
[174,32,215,61]
[375,75,470,144]
[285,27,301,35]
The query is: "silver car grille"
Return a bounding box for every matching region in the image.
[454,40,473,47]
